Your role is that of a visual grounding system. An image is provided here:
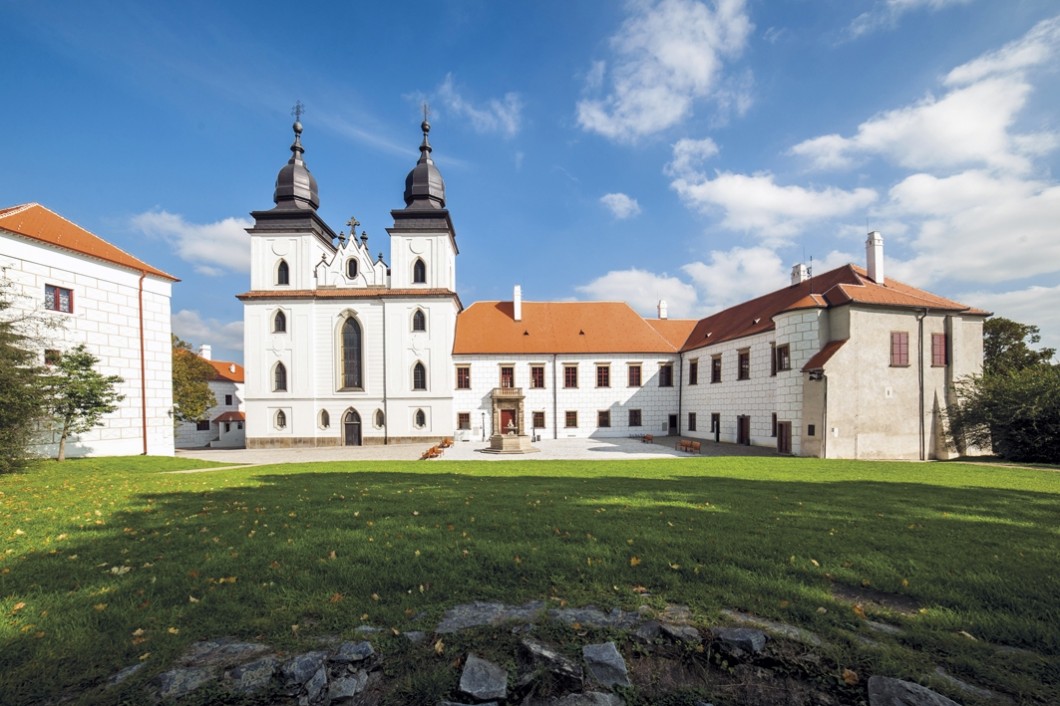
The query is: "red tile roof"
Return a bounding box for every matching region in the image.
[0,203,177,281]
[681,264,988,352]
[207,359,244,383]
[213,411,246,423]
[454,301,696,355]
[803,339,848,371]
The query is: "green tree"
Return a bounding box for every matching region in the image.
[983,317,1055,377]
[172,336,216,424]
[44,344,124,461]
[0,283,49,472]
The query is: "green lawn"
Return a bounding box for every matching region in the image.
[1,456,1057,704]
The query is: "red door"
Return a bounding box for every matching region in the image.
[500,409,516,434]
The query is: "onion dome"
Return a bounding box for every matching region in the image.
[273,120,319,210]
[402,119,446,209]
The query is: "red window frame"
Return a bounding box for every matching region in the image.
[891,332,910,367]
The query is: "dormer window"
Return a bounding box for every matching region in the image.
[413,258,426,284]
[276,259,290,286]
[346,259,358,279]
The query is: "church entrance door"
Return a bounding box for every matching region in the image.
[500,409,516,434]
[344,410,362,446]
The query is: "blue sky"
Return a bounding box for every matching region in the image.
[3,0,1059,364]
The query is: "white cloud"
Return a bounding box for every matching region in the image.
[437,74,522,138]
[665,137,720,178]
[954,284,1060,360]
[945,15,1060,86]
[172,310,244,357]
[847,0,973,39]
[600,193,642,219]
[131,210,251,275]
[789,78,1039,174]
[575,269,698,318]
[681,246,787,310]
[576,0,753,142]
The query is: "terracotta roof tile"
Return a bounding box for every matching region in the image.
[454,301,691,354]
[212,411,246,423]
[0,203,177,280]
[803,339,848,371]
[207,359,244,383]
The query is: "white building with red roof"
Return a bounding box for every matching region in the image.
[174,345,245,448]
[0,202,177,458]
[241,120,988,460]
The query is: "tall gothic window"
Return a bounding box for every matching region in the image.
[276,260,290,285]
[413,362,427,390]
[273,310,286,333]
[412,309,426,332]
[273,362,287,392]
[413,258,426,284]
[342,318,363,389]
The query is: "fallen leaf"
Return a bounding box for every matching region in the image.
[329,593,344,603]
[629,556,641,567]
[11,602,26,614]
[167,627,180,635]
[852,604,866,619]
[434,638,445,655]
[93,603,108,612]
[188,595,200,603]
[842,668,859,685]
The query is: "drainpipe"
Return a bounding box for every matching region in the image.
[552,353,558,440]
[382,300,388,445]
[677,352,684,435]
[821,373,828,459]
[138,272,148,455]
[917,308,928,461]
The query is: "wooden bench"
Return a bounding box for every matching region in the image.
[677,439,702,454]
[641,434,654,444]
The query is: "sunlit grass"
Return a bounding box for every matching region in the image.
[0,456,1057,704]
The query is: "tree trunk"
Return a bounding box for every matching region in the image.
[57,430,67,462]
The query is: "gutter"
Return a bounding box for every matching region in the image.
[138,271,148,455]
[552,353,558,440]
[917,308,928,461]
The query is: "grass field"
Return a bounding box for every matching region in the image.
[1,456,1057,704]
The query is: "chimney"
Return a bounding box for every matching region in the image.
[790,263,809,285]
[658,299,668,320]
[513,284,522,322]
[198,344,212,360]
[866,231,884,284]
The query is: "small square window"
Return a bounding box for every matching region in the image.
[564,365,578,388]
[628,409,642,427]
[596,365,610,388]
[196,420,210,431]
[456,366,471,389]
[457,412,471,430]
[627,364,642,387]
[565,411,578,428]
[225,394,233,406]
[533,411,546,428]
[597,410,610,427]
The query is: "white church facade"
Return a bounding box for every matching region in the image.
[240,119,988,460]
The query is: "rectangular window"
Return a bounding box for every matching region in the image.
[776,344,791,372]
[711,355,722,383]
[457,412,471,430]
[688,359,699,385]
[565,410,578,428]
[628,409,642,427]
[688,412,697,431]
[627,364,642,387]
[530,365,545,388]
[564,365,578,388]
[533,411,545,429]
[597,410,610,428]
[456,366,471,389]
[771,343,777,377]
[931,333,948,367]
[808,424,816,437]
[659,363,674,387]
[711,412,720,433]
[738,349,750,380]
[596,364,610,388]
[44,284,73,313]
[891,332,910,367]
[225,394,233,406]
[771,413,778,437]
[500,366,515,388]
[196,420,210,431]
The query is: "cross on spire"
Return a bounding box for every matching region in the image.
[346,216,360,232]
[422,103,430,123]
[291,100,305,122]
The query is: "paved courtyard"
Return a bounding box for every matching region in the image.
[176,435,777,467]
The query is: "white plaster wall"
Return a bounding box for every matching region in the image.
[452,353,681,439]
[175,379,244,448]
[389,231,456,291]
[1,234,174,458]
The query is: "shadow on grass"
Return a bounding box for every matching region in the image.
[2,466,1058,703]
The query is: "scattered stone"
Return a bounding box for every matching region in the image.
[660,623,701,644]
[331,640,375,664]
[632,620,662,643]
[718,609,823,647]
[437,601,545,633]
[440,702,497,706]
[302,665,327,705]
[550,606,641,630]
[582,642,630,689]
[713,627,767,655]
[934,667,1002,702]
[107,662,144,686]
[355,624,383,633]
[520,638,584,690]
[659,604,693,624]
[404,630,427,644]
[460,654,508,701]
[866,620,902,636]
[153,666,216,701]
[226,655,279,694]
[329,670,369,702]
[867,676,962,706]
[180,637,272,668]
[280,651,328,688]
[525,692,625,705]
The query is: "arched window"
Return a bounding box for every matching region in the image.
[276,260,290,285]
[413,258,426,284]
[319,409,330,429]
[413,362,427,390]
[273,362,287,392]
[273,310,287,333]
[346,259,358,279]
[374,409,385,428]
[412,309,426,332]
[275,410,287,429]
[341,317,363,390]
[414,409,426,428]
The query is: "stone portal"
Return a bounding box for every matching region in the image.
[482,387,539,454]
